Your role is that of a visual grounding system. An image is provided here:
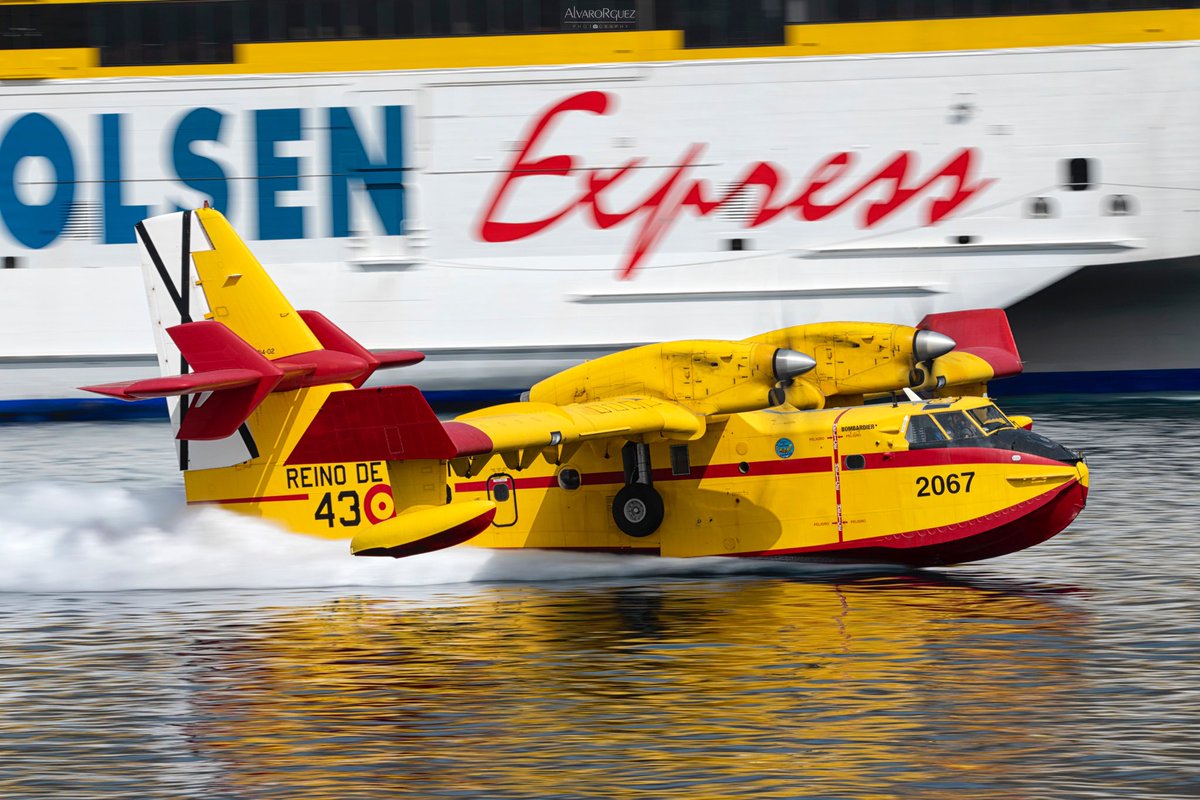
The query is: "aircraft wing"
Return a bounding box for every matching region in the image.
[448,396,704,473]
[746,309,1024,407]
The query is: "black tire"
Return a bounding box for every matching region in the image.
[612,484,664,538]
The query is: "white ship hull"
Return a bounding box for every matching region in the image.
[1,38,1197,414]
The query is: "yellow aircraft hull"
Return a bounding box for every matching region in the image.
[453,399,1088,566]
[181,397,1087,567]
[89,209,1088,567]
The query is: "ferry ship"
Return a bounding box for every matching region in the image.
[0,1,1196,418]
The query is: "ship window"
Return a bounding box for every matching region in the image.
[1027,196,1055,218]
[905,416,948,446]
[933,411,985,440]
[502,0,527,33]
[0,4,76,49]
[1106,194,1135,216]
[670,445,691,477]
[318,0,342,38]
[1063,157,1094,191]
[683,0,784,48]
[370,0,416,38]
[99,1,234,66]
[284,1,309,40]
[968,404,1014,433]
[429,2,452,35]
[249,1,277,41]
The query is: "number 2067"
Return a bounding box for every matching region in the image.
[915,472,975,497]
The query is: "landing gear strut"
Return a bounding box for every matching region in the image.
[613,442,664,537]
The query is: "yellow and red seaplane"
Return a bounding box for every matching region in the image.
[84,209,1087,566]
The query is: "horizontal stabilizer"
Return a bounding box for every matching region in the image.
[81,368,264,400]
[83,320,283,440]
[918,309,1022,378]
[351,500,497,558]
[298,310,425,388]
[285,385,461,465]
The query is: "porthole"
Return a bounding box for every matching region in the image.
[1105,194,1135,216]
[557,468,582,491]
[1027,197,1055,218]
[738,462,750,475]
[844,454,866,470]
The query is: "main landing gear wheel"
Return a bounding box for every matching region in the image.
[613,484,664,538]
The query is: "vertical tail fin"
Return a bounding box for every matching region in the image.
[917,309,1023,379]
[82,209,493,557]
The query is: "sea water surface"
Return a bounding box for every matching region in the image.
[0,397,1197,799]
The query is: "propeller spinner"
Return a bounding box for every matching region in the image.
[913,330,957,362]
[773,349,818,380]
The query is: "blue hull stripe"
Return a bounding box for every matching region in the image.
[995,369,1200,396]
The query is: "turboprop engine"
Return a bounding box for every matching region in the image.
[528,340,816,417]
[746,311,1020,407]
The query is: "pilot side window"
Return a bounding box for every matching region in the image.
[968,404,1015,433]
[905,415,948,446]
[933,411,985,440]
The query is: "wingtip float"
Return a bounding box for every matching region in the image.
[83,208,1087,566]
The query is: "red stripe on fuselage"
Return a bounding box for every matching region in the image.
[452,446,1047,493]
[859,447,1065,470]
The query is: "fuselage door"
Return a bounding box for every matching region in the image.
[487,473,518,527]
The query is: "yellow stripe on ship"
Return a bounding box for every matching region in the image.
[0,10,1194,80]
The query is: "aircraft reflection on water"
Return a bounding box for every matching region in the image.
[160,573,1089,798]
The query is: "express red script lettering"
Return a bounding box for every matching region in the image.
[476,91,995,279]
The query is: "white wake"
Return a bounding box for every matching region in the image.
[0,482,890,593]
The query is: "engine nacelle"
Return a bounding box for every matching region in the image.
[528,340,813,416]
[748,322,940,399]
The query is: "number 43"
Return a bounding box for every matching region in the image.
[315,491,361,527]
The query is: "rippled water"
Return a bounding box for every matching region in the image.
[0,397,1198,799]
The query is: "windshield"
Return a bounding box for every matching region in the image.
[905,415,948,445]
[932,411,985,441]
[969,404,1015,433]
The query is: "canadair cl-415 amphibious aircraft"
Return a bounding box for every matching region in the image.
[84,209,1088,566]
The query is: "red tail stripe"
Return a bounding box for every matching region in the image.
[917,308,1022,377]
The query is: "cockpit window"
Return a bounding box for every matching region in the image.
[969,404,1015,433]
[906,415,948,445]
[932,411,985,441]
